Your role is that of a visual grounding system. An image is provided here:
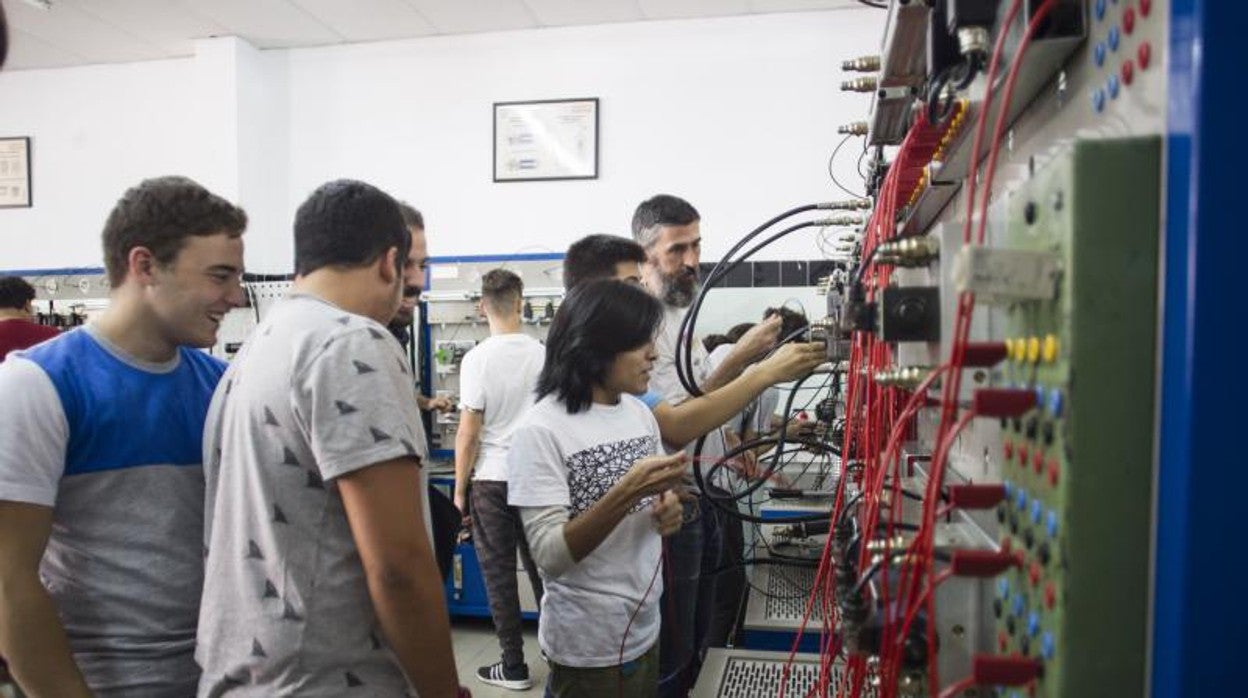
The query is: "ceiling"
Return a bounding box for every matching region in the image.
[3,0,862,71]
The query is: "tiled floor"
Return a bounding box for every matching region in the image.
[452,617,548,697]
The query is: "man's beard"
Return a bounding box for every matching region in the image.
[393,286,420,325]
[660,268,698,308]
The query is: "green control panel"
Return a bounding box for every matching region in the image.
[992,137,1160,697]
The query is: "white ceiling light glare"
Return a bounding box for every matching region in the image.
[21,0,54,10]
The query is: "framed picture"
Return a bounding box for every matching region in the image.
[0,137,32,208]
[493,98,598,182]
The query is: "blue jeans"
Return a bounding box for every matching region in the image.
[658,494,722,697]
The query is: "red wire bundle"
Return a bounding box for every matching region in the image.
[774,2,1060,695]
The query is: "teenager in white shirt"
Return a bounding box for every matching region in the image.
[508,279,687,698]
[453,269,546,690]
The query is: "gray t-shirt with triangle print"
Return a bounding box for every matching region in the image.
[197,293,428,697]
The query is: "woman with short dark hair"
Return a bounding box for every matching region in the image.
[507,279,687,697]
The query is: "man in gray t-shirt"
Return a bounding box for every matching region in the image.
[196,180,462,697]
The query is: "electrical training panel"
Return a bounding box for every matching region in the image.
[692,1,1167,697]
[421,256,564,456]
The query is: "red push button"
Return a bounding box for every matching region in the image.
[1123,7,1136,34]
[1018,444,1030,467]
[999,630,1009,652]
[1138,41,1152,70]
[1028,561,1042,587]
[1004,439,1015,460]
[1047,458,1061,487]
[1032,448,1045,474]
[1045,582,1057,610]
[1122,59,1135,85]
[1140,0,1152,17]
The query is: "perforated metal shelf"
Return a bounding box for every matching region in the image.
[691,648,873,698]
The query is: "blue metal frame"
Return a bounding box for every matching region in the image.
[0,266,106,276]
[1153,1,1246,695]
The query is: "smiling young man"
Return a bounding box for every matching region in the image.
[0,176,247,696]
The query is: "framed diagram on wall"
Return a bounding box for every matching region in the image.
[0,137,31,208]
[493,98,598,182]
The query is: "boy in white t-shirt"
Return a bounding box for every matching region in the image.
[508,279,687,698]
[453,269,547,690]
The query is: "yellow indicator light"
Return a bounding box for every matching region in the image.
[1042,335,1059,363]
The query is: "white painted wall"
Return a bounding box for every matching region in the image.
[0,9,884,273]
[0,58,201,270]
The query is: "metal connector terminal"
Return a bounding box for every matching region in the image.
[841,77,880,93]
[819,199,874,211]
[874,366,938,390]
[865,536,906,554]
[838,121,870,136]
[875,235,940,267]
[957,25,991,56]
[816,214,866,227]
[841,54,881,72]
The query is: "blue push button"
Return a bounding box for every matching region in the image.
[1031,499,1043,524]
[1092,88,1107,113]
[1004,479,1014,498]
[1048,389,1064,417]
[1042,632,1056,660]
[1012,594,1025,618]
[1027,611,1040,637]
[1109,26,1121,51]
[1047,510,1059,538]
[1108,74,1121,99]
[998,578,1011,599]
[1095,0,1107,20]
[1095,42,1107,67]
[1016,488,1028,509]
[1035,386,1046,410]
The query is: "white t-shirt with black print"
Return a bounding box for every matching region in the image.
[507,393,663,667]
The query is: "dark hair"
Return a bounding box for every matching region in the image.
[725,323,755,343]
[703,333,731,354]
[0,2,8,69]
[396,201,424,230]
[563,234,647,290]
[0,276,36,310]
[294,180,410,276]
[631,194,700,248]
[538,279,663,414]
[481,268,523,312]
[766,306,809,342]
[101,176,247,287]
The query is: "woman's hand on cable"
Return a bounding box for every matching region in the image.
[620,453,687,502]
[651,491,683,536]
[755,341,825,384]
